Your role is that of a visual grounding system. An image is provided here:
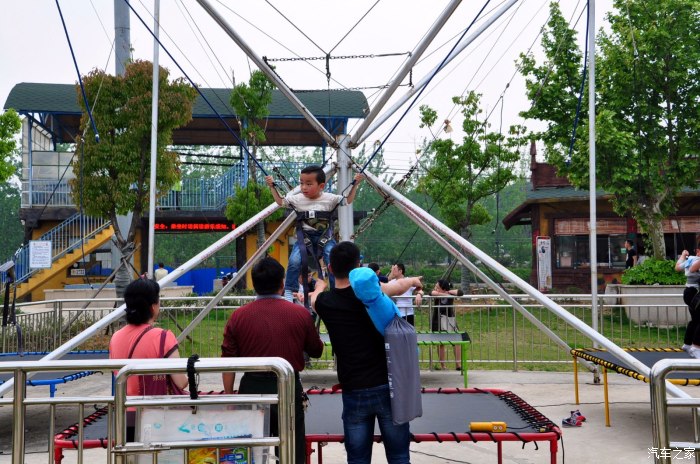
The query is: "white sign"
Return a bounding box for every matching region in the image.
[138,404,268,464]
[29,241,52,269]
[537,236,552,291]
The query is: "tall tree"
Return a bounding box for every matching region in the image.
[520,1,700,259]
[71,60,196,277]
[227,70,276,249]
[0,109,22,183]
[418,92,524,291]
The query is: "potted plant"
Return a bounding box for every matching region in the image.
[605,259,687,327]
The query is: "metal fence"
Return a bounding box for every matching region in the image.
[2,292,689,372]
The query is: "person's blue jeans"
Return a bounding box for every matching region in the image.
[341,384,411,464]
[285,231,335,294]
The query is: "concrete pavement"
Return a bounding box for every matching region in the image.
[1,367,696,463]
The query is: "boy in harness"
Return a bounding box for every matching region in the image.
[266,165,363,302]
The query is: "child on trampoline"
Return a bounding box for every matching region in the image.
[266,165,363,301]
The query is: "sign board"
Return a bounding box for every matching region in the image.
[536,236,552,292]
[29,241,52,269]
[69,268,86,276]
[138,404,268,464]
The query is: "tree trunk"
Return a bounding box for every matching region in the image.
[639,201,667,260]
[459,225,471,293]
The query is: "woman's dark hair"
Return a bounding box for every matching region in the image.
[124,278,160,325]
[437,279,452,291]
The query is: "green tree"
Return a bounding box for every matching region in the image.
[0,182,23,260]
[71,60,196,272]
[417,92,524,291]
[519,1,700,259]
[0,109,22,183]
[227,70,276,248]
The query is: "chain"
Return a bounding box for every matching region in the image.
[265,51,411,62]
[295,82,413,93]
[272,166,294,191]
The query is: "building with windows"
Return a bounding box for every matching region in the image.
[503,143,700,292]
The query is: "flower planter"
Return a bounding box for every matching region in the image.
[604,284,688,327]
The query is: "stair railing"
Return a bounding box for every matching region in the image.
[1,214,112,286]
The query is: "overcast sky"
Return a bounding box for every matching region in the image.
[0,0,614,175]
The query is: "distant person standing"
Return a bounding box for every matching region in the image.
[154,263,169,281]
[388,262,424,326]
[624,240,638,269]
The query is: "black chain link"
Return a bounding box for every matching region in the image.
[265,51,411,62]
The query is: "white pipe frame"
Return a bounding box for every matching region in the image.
[195,0,336,147]
[0,193,285,397]
[353,0,520,147]
[177,212,298,342]
[360,168,692,401]
[147,0,161,279]
[365,176,593,372]
[349,0,463,146]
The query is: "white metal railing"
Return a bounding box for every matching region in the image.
[2,293,690,369]
[649,358,700,464]
[2,356,295,464]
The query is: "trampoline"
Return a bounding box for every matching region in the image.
[305,388,560,464]
[571,347,699,426]
[53,388,561,464]
[0,350,108,397]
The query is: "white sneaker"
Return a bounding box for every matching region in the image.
[682,344,692,353]
[283,289,294,302]
[688,346,700,359]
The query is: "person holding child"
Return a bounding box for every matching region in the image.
[308,241,422,464]
[266,164,363,301]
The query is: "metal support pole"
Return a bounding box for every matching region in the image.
[350,0,463,145]
[147,0,161,279]
[587,0,599,348]
[337,135,354,241]
[196,0,336,146]
[12,368,26,464]
[355,0,520,146]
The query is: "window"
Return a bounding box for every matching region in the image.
[555,234,627,269]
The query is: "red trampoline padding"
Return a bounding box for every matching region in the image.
[304,388,561,464]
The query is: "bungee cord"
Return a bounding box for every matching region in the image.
[55,0,100,143]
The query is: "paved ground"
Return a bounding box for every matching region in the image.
[1,367,697,463]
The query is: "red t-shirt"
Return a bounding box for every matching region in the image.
[109,324,179,396]
[221,296,324,371]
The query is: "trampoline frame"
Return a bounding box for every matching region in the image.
[304,387,559,464]
[571,347,699,427]
[54,387,560,464]
[0,350,107,397]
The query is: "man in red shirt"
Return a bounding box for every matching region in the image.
[221,257,324,464]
